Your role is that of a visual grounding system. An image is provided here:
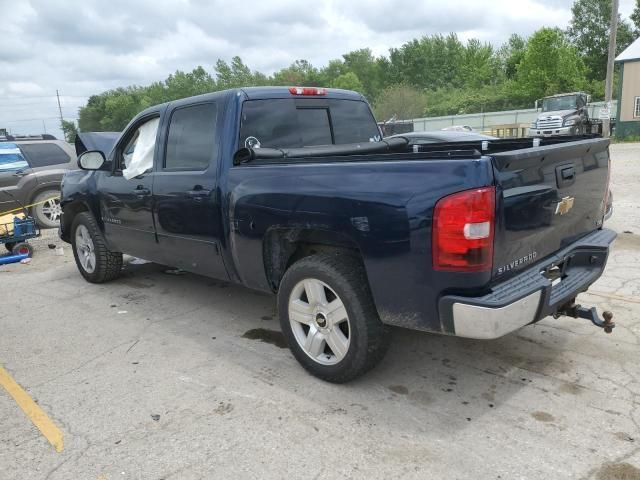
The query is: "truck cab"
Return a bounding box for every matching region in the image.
[529,92,593,138]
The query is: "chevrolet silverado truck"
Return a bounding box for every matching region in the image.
[60,87,616,383]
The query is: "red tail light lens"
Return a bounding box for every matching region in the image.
[432,187,496,272]
[288,86,327,96]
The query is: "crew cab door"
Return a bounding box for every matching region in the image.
[151,101,228,280]
[97,113,160,259]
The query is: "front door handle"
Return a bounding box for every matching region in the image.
[134,187,151,197]
[13,170,27,177]
[187,185,211,203]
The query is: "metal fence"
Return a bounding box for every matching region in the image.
[410,101,617,135]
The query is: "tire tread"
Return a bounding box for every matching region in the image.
[278,252,391,383]
[72,212,122,283]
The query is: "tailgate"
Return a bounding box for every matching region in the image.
[492,138,610,280]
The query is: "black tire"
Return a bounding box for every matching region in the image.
[11,242,33,257]
[4,242,15,252]
[278,252,391,383]
[71,212,123,283]
[32,189,62,229]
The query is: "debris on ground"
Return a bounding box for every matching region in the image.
[129,257,151,265]
[163,268,186,275]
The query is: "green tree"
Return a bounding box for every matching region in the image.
[517,28,588,100]
[271,60,321,86]
[632,0,640,35]
[215,56,267,89]
[61,119,78,143]
[498,34,528,80]
[567,0,635,81]
[340,49,382,100]
[331,72,364,92]
[373,84,427,121]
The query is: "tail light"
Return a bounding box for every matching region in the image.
[432,187,496,272]
[288,87,327,96]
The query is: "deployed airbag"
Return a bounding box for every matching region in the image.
[123,118,159,180]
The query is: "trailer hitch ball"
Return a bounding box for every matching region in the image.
[602,311,614,334]
[557,302,615,333]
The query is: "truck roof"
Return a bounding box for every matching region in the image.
[543,92,588,99]
[133,86,367,122]
[238,86,365,101]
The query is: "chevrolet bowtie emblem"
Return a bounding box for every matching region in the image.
[555,196,575,215]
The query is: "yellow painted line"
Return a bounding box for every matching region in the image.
[0,365,64,452]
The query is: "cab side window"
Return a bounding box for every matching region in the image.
[165,103,217,171]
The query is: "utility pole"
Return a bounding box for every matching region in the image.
[603,0,619,138]
[56,89,64,132]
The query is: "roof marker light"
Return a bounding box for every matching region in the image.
[288,87,327,96]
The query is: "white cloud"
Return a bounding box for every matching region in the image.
[0,0,636,138]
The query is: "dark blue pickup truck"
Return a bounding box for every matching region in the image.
[60,86,616,382]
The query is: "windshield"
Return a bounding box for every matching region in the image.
[542,95,578,112]
[239,98,381,149]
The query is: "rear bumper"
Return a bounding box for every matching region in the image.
[438,229,617,339]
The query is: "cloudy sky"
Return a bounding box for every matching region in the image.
[0,0,636,139]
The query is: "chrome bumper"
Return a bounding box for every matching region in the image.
[451,291,541,339]
[528,126,574,137]
[438,229,617,340]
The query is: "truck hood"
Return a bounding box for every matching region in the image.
[75,132,120,156]
[536,109,575,120]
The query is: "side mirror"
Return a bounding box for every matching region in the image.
[78,150,107,170]
[587,95,592,104]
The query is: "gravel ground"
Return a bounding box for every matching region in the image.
[0,144,639,480]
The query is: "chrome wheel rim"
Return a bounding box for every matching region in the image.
[288,279,351,366]
[40,197,62,222]
[75,225,96,273]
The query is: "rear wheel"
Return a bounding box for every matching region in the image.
[71,212,122,283]
[32,190,62,228]
[11,242,33,257]
[278,252,391,383]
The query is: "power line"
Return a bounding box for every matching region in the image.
[1,116,78,124]
[0,95,89,100]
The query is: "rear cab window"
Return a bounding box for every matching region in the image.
[239,98,380,150]
[19,143,70,168]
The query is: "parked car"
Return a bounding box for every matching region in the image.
[389,131,497,144]
[0,137,77,228]
[60,86,615,383]
[442,125,474,132]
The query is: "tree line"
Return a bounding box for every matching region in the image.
[75,0,640,135]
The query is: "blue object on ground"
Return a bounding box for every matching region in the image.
[0,253,29,265]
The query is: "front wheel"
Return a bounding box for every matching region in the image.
[71,212,123,283]
[278,252,391,383]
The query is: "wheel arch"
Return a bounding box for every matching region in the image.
[263,227,365,292]
[60,200,91,243]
